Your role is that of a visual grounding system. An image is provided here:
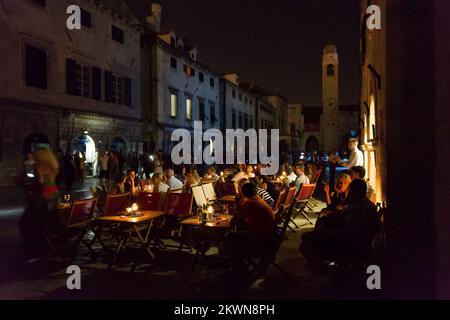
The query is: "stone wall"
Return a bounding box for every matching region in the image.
[0,101,142,187]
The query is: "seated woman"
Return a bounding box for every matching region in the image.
[109,173,127,195]
[252,176,275,207]
[124,169,142,194]
[321,173,352,215]
[184,169,200,190]
[152,173,170,193]
[300,179,380,268]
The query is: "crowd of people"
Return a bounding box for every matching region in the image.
[19,137,379,273]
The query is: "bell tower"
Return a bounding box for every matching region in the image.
[322,44,340,151]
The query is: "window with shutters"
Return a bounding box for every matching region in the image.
[198,72,204,82]
[124,78,131,107]
[104,71,131,105]
[111,75,117,102]
[91,67,101,100]
[75,64,90,97]
[81,8,91,28]
[25,45,47,89]
[117,77,124,105]
[210,104,217,125]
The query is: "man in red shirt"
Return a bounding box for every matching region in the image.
[232,182,277,236]
[224,183,277,281]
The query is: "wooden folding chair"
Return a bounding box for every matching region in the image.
[272,188,286,212]
[293,184,316,225]
[136,192,161,211]
[45,198,97,260]
[156,193,194,251]
[283,186,299,230]
[246,202,295,285]
[90,193,131,250]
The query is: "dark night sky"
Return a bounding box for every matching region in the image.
[125,0,361,106]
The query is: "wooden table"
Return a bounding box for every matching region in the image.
[218,194,236,203]
[181,215,232,229]
[180,214,232,272]
[97,210,164,269]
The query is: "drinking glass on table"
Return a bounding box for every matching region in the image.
[63,194,71,206]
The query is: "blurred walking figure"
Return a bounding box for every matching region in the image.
[98,151,110,185]
[20,149,60,261]
[74,151,85,181]
[153,152,163,175]
[108,151,120,185]
[62,150,76,191]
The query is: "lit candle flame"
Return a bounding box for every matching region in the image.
[131,203,138,211]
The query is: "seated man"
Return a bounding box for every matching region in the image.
[300,179,380,268]
[293,163,310,191]
[224,183,277,279]
[152,173,169,193]
[232,164,255,182]
[283,166,297,187]
[164,168,183,190]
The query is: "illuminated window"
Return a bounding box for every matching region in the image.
[369,95,376,140]
[170,92,178,117]
[183,64,195,77]
[186,97,192,120]
[363,114,368,143]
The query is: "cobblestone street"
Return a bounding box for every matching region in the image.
[0,179,381,300]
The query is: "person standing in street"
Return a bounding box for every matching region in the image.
[98,151,109,186]
[339,138,364,169]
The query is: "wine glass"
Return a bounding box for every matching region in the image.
[63,194,71,206]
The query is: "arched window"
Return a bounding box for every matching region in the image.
[327,64,334,76]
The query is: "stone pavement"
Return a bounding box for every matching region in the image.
[0,180,382,300]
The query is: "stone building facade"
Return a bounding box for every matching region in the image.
[0,0,143,186]
[141,27,221,162]
[358,0,450,299]
[220,73,256,131]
